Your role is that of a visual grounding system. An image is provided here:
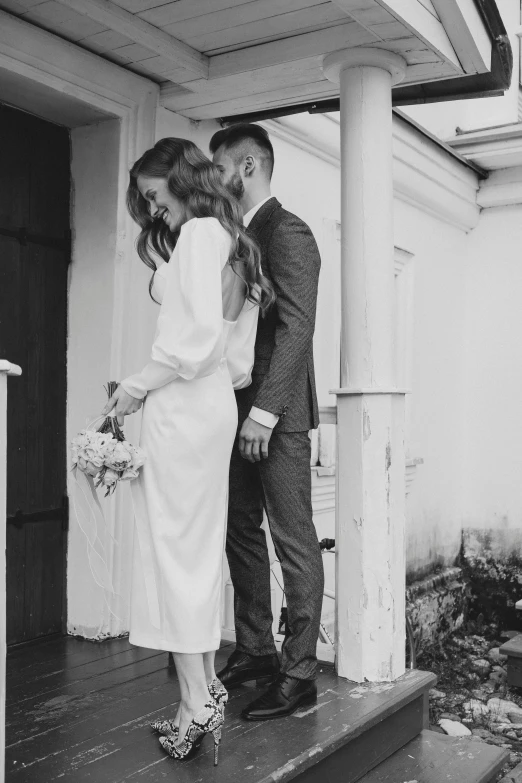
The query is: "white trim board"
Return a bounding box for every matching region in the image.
[0,9,159,642]
[258,112,480,231]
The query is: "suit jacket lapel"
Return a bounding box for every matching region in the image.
[245,197,280,239]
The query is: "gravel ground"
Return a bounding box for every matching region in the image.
[419,624,522,781]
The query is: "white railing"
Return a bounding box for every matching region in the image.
[0,360,22,783]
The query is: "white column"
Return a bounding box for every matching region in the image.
[0,360,22,782]
[323,48,408,682]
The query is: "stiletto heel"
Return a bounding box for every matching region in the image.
[159,697,224,763]
[213,725,222,766]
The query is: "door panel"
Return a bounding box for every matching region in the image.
[0,104,70,645]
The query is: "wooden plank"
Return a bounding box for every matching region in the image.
[119,673,435,783]
[6,655,172,745]
[110,41,159,62]
[0,0,31,13]
[23,4,108,41]
[161,56,325,110]
[361,729,509,783]
[185,7,348,56]
[112,0,172,12]
[9,664,434,783]
[138,0,268,28]
[5,523,25,647]
[7,646,164,704]
[296,697,425,783]
[24,520,65,642]
[500,633,522,659]
[430,0,492,74]
[79,28,136,52]
[6,644,233,773]
[185,80,339,120]
[209,21,378,79]
[7,637,133,683]
[417,0,440,20]
[371,0,461,68]
[161,0,331,41]
[53,0,209,77]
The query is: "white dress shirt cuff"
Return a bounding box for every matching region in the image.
[249,406,279,429]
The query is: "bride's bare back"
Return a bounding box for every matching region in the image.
[222,262,248,322]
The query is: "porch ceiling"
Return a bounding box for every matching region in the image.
[0,0,511,121]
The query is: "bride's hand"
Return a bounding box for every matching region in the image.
[102,385,143,426]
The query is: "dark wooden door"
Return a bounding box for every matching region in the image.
[0,104,70,645]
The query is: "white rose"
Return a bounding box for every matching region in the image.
[102,468,119,486]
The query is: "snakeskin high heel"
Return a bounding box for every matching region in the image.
[151,677,228,738]
[159,697,224,765]
[208,676,228,716]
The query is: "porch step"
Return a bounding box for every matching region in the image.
[359,729,509,783]
[150,667,436,783]
[500,634,522,688]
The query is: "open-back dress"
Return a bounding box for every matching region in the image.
[121,217,258,653]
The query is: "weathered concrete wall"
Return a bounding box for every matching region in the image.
[407,567,469,657]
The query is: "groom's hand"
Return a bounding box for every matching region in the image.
[239,417,272,462]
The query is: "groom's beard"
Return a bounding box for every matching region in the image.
[224,172,244,202]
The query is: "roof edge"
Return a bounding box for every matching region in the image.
[220,1,512,124]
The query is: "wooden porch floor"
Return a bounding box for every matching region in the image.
[5,635,434,782]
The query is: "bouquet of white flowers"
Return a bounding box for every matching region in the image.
[71,382,145,496]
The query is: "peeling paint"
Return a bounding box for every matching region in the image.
[293,701,332,718]
[348,682,395,698]
[71,743,117,769]
[385,441,391,472]
[270,760,297,781]
[363,408,371,440]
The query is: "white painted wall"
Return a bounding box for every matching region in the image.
[461,203,522,538]
[67,120,121,636]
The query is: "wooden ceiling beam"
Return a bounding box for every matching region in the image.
[54,0,208,78]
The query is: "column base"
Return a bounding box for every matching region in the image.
[335,392,406,682]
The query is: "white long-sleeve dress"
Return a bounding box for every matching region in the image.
[121,217,258,653]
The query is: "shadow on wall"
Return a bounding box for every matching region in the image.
[406,525,522,659]
[461,526,522,631]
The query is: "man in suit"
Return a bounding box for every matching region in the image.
[210,124,324,720]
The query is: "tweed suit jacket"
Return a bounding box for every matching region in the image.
[237,197,320,433]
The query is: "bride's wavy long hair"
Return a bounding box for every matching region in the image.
[127,137,274,313]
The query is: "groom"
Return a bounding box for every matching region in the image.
[210,124,324,720]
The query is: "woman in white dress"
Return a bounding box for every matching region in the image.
[102,138,274,764]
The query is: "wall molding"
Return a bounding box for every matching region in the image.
[448,123,522,170]
[261,112,480,232]
[476,166,522,208]
[260,117,340,167]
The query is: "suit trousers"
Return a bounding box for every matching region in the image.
[226,423,324,680]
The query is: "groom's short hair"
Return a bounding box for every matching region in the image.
[210,123,274,179]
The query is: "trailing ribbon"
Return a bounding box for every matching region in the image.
[71,465,123,626]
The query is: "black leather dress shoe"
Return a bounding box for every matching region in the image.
[217,650,280,689]
[241,673,317,720]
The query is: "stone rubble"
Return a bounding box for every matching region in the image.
[425,628,522,781]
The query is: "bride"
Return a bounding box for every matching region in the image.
[102,137,274,764]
